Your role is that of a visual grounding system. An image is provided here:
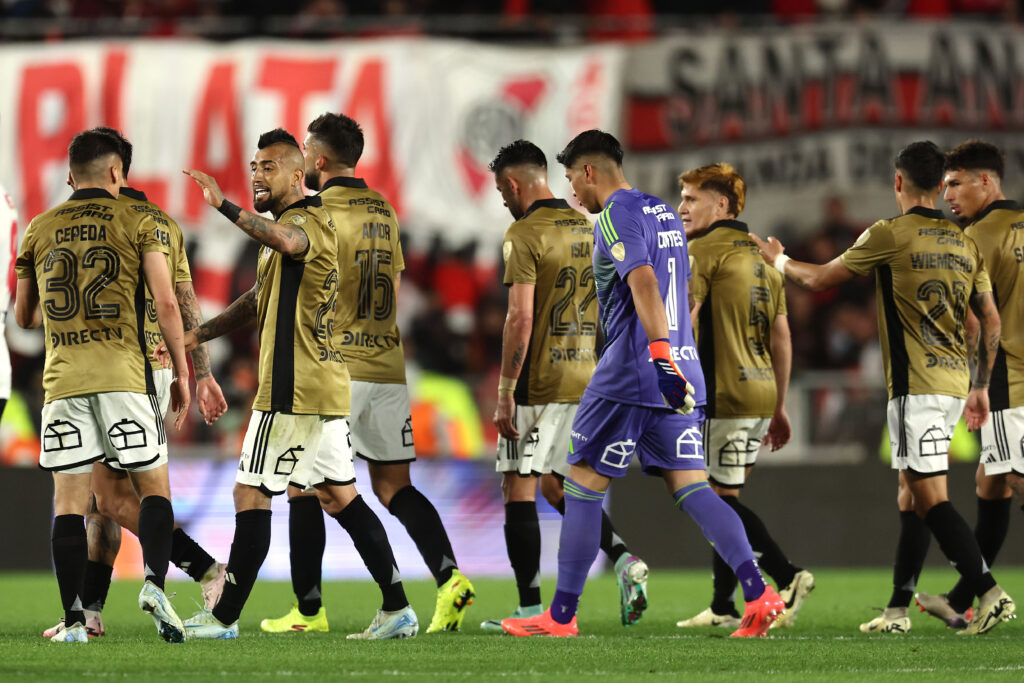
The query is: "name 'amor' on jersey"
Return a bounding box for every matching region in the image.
[587,188,706,409]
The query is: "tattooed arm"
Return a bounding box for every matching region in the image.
[192,285,258,346]
[176,280,229,424]
[183,169,309,257]
[493,282,535,441]
[964,289,1001,431]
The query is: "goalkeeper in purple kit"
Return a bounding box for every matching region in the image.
[501,130,784,638]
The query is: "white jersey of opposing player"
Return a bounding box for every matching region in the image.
[0,184,15,400]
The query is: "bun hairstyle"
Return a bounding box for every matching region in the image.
[678,163,746,217]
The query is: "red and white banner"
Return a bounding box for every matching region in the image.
[0,39,624,306]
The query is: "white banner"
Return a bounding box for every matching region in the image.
[0,39,624,305]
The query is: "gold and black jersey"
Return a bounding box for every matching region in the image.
[840,206,992,400]
[253,195,350,416]
[15,188,167,402]
[502,198,597,405]
[119,187,192,372]
[690,220,786,419]
[319,176,406,385]
[965,200,1024,410]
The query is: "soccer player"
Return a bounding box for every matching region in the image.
[178,129,417,640]
[915,140,1024,629]
[43,128,229,640]
[749,140,1016,635]
[16,129,191,643]
[676,163,814,630]
[258,112,473,635]
[502,130,784,639]
[482,139,649,631]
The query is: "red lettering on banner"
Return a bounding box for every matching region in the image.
[258,57,336,140]
[102,50,127,128]
[18,64,85,219]
[345,60,401,215]
[188,63,247,222]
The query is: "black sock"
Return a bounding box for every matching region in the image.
[924,501,996,600]
[947,497,1012,613]
[81,560,114,612]
[711,548,739,616]
[289,496,325,617]
[170,528,216,582]
[335,496,407,611]
[721,496,797,588]
[52,514,87,626]
[213,509,272,625]
[387,485,457,587]
[504,502,541,607]
[888,510,931,608]
[137,496,174,590]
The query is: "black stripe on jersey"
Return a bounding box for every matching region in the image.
[897,395,907,460]
[135,267,156,395]
[271,259,305,413]
[697,290,717,417]
[878,265,909,397]
[989,284,1009,411]
[149,394,166,445]
[995,411,1010,462]
[251,412,274,474]
[513,292,536,407]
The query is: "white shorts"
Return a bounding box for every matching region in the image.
[496,403,577,477]
[0,317,10,400]
[40,391,168,475]
[153,368,172,417]
[702,417,770,488]
[236,410,355,496]
[980,406,1024,476]
[349,381,415,464]
[888,394,966,475]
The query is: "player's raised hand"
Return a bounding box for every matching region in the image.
[197,375,228,425]
[965,387,990,431]
[170,374,191,430]
[748,233,785,265]
[493,393,520,440]
[183,169,225,208]
[764,406,791,451]
[649,339,695,415]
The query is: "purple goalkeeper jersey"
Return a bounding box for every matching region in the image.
[587,187,706,409]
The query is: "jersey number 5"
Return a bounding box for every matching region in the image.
[355,249,394,321]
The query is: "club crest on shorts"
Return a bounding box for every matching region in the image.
[919,427,950,457]
[43,420,82,451]
[676,428,703,460]
[108,419,146,450]
[600,440,636,469]
[274,446,304,476]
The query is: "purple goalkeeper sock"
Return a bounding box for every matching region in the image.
[550,478,605,624]
[674,481,766,601]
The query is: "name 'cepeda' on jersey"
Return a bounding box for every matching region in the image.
[502,199,598,405]
[15,188,167,403]
[319,177,406,385]
[965,200,1024,411]
[839,206,992,400]
[119,187,193,373]
[253,195,350,416]
[690,219,787,419]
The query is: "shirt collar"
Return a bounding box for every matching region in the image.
[69,188,116,201]
[321,176,368,191]
[904,206,945,220]
[521,198,570,220]
[119,186,147,201]
[972,199,1022,224]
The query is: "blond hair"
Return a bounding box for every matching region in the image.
[678,163,746,217]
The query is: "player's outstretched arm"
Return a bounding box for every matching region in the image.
[965,290,1001,431]
[494,282,534,440]
[183,169,309,257]
[627,265,695,415]
[175,280,228,425]
[193,285,257,346]
[14,276,40,329]
[748,233,854,292]
[765,313,792,451]
[143,251,191,429]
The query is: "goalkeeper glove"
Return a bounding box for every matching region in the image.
[649,338,696,415]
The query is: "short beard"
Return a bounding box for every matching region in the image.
[253,195,274,214]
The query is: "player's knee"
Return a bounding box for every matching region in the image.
[539,475,562,506]
[1007,473,1024,500]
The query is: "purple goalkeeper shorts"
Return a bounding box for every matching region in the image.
[566,392,706,478]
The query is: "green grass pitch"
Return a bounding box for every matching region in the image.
[2,568,1023,681]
